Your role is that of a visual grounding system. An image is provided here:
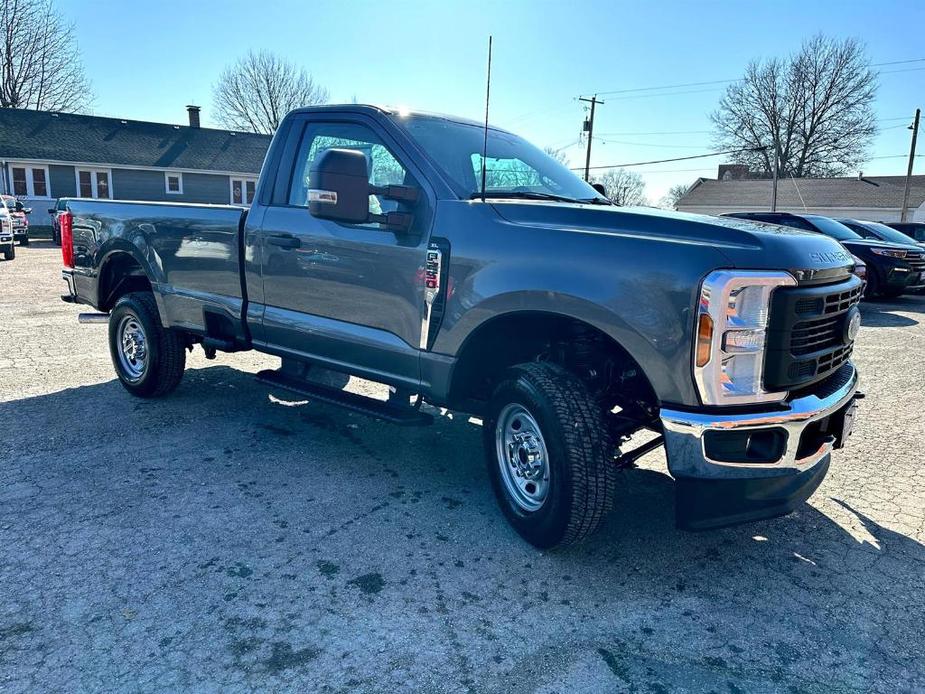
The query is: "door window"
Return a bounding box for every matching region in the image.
[288,121,411,223]
[77,169,111,199]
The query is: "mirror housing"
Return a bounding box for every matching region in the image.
[591,182,607,197]
[47,207,56,215]
[23,207,31,215]
[308,148,371,224]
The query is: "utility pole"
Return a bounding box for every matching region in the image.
[770,138,780,212]
[579,95,603,182]
[900,108,920,223]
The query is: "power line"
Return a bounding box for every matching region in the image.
[592,78,737,97]
[592,137,709,149]
[569,147,767,171]
[577,57,925,102]
[595,129,712,136]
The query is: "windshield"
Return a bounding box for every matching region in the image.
[806,216,862,241]
[394,114,605,202]
[856,221,919,245]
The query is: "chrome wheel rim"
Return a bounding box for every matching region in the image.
[117,315,148,382]
[495,404,550,512]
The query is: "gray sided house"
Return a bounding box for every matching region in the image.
[676,167,925,223]
[0,107,271,230]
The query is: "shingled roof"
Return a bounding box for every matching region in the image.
[0,108,271,174]
[679,175,925,210]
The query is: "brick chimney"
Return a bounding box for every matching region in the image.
[186,105,201,128]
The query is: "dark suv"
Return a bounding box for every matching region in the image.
[839,219,925,250]
[883,222,925,244]
[724,212,925,298]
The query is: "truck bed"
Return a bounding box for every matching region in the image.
[64,198,248,340]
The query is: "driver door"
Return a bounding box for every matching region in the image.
[255,116,433,389]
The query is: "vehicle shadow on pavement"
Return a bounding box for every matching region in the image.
[859,297,923,327]
[1,364,922,692]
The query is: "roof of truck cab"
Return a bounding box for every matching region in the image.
[0,108,271,174]
[290,104,511,133]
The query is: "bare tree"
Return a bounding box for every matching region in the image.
[0,0,92,112]
[592,168,647,206]
[543,146,570,168]
[711,35,877,178]
[213,50,329,134]
[659,183,692,209]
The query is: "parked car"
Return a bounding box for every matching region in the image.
[0,204,14,260]
[850,253,868,294]
[839,218,925,250]
[724,212,925,298]
[60,105,864,548]
[0,194,30,245]
[48,198,69,245]
[882,221,925,244]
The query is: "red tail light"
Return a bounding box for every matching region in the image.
[60,212,74,268]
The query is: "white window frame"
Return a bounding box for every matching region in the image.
[6,163,52,199]
[75,168,113,199]
[230,177,257,205]
[165,171,184,195]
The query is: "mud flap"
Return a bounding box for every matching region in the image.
[675,456,830,531]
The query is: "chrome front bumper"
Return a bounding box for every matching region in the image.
[660,363,859,479]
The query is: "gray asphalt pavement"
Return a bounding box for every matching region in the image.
[1,243,924,693]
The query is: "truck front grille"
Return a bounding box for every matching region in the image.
[764,276,862,391]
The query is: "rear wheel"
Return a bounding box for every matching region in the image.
[881,287,904,299]
[108,292,186,397]
[18,236,28,246]
[483,362,617,549]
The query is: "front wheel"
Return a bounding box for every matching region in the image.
[18,236,28,246]
[108,292,186,397]
[483,362,617,549]
[2,245,13,260]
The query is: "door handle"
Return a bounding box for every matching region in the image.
[266,234,300,249]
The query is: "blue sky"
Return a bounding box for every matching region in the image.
[57,0,925,201]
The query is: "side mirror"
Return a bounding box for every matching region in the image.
[308,148,417,232]
[23,207,31,215]
[308,148,373,224]
[48,208,56,215]
[591,183,607,197]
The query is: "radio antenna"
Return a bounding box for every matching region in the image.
[480,35,493,202]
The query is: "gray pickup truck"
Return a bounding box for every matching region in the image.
[61,105,863,548]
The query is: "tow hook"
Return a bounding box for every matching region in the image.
[77,312,109,324]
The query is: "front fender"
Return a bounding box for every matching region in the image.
[432,259,708,406]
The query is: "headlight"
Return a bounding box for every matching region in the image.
[870,248,907,258]
[693,270,796,406]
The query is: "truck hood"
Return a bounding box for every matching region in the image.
[491,202,855,278]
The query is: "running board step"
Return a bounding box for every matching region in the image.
[256,369,433,426]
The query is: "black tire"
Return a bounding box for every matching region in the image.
[3,245,13,260]
[53,228,61,246]
[19,236,28,246]
[108,292,186,398]
[864,272,880,299]
[483,362,617,549]
[881,287,905,299]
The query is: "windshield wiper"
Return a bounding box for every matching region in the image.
[470,191,586,204]
[577,197,614,206]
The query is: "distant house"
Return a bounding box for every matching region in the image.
[0,106,271,229]
[676,166,925,222]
